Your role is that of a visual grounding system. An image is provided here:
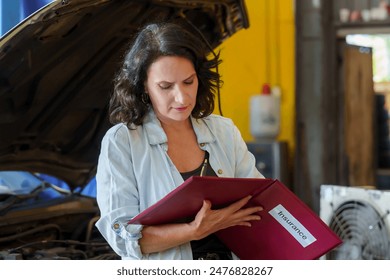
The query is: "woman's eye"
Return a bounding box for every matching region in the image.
[184,80,193,85]
[159,84,172,90]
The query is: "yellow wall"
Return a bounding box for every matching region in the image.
[216,0,295,160]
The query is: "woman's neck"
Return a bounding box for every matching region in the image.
[160,117,193,134]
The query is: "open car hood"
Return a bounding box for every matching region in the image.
[0,0,249,189]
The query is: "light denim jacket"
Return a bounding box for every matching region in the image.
[95,110,264,260]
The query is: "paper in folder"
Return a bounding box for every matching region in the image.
[128,176,342,260]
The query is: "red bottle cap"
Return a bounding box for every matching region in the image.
[262,83,271,95]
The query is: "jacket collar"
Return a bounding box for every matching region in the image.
[143,109,215,146]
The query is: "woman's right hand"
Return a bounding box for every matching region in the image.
[189,195,263,240]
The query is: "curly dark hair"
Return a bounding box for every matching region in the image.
[109,22,222,127]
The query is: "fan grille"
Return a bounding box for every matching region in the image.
[327,200,390,260]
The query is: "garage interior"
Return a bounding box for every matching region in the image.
[1,0,390,260]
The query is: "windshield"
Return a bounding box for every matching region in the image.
[0,171,95,197]
[0,171,73,215]
[0,171,72,199]
[0,171,43,195]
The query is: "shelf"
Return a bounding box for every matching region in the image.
[335,20,390,36]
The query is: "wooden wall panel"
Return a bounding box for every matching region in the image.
[343,45,375,185]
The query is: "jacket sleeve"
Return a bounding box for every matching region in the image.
[95,125,144,259]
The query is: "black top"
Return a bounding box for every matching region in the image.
[180,152,233,260]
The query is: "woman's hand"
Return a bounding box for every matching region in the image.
[139,195,263,254]
[189,195,263,240]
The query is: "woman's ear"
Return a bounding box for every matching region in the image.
[144,81,148,94]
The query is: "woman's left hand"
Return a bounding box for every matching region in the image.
[189,195,263,240]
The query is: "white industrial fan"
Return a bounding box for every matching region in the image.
[320,185,390,260]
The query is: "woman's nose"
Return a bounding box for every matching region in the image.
[174,86,187,103]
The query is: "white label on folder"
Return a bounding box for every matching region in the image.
[269,204,317,248]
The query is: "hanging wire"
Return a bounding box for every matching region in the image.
[273,0,281,86]
[264,0,271,83]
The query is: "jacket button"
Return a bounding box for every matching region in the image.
[218,169,223,175]
[113,223,120,229]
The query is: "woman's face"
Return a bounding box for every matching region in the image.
[145,55,198,125]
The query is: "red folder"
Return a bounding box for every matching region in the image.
[128,176,342,260]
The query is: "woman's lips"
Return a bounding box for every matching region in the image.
[174,106,188,112]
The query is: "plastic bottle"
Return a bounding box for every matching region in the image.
[249,83,280,140]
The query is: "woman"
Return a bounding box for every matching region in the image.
[95,22,264,260]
